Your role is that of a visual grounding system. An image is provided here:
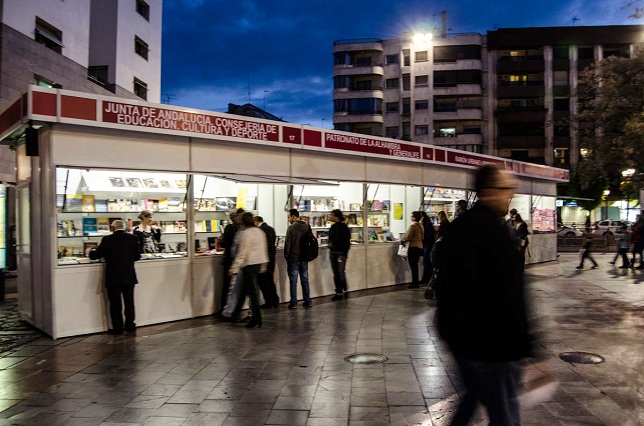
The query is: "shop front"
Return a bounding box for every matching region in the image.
[0,86,568,338]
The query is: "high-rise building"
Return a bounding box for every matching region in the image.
[332,22,643,169]
[0,0,162,110]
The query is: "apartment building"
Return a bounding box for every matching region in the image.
[333,29,486,154]
[0,0,162,110]
[333,23,643,168]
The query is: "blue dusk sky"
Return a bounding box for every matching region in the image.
[161,0,638,126]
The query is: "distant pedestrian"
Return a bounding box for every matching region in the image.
[229,212,268,328]
[419,211,435,285]
[328,209,351,301]
[89,220,141,335]
[576,228,598,270]
[402,211,424,288]
[617,225,631,269]
[630,216,644,269]
[284,209,312,309]
[454,199,468,220]
[215,208,244,316]
[436,210,450,239]
[513,213,529,270]
[254,216,279,308]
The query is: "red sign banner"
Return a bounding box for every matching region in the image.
[324,132,421,160]
[102,101,279,142]
[445,151,504,168]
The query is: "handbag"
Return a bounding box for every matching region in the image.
[397,244,408,257]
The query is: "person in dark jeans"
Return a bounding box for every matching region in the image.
[254,216,279,308]
[284,209,312,309]
[215,208,244,316]
[403,211,424,288]
[436,164,533,425]
[328,209,351,301]
[419,211,435,285]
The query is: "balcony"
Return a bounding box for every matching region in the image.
[333,88,384,100]
[333,65,384,77]
[433,108,482,121]
[497,135,545,149]
[333,111,384,124]
[333,39,383,53]
[553,86,570,97]
[497,85,544,98]
[554,136,571,148]
[497,59,545,74]
[433,133,482,145]
[553,59,570,71]
[433,59,483,71]
[433,84,482,96]
[496,107,546,122]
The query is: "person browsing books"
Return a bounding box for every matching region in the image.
[133,210,161,253]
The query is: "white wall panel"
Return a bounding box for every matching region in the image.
[422,165,470,189]
[191,140,290,176]
[291,151,366,181]
[366,160,424,185]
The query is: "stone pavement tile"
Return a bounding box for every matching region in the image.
[58,417,104,426]
[273,396,313,410]
[72,403,120,419]
[349,406,389,422]
[205,387,245,401]
[309,401,349,418]
[180,412,228,426]
[306,418,348,426]
[0,399,22,413]
[104,407,157,423]
[251,379,286,390]
[142,417,185,425]
[196,400,236,413]
[152,403,197,417]
[165,390,210,404]
[388,405,432,426]
[596,386,644,414]
[386,392,426,406]
[278,385,317,397]
[139,384,182,397]
[48,398,93,412]
[0,357,27,369]
[312,388,351,403]
[125,395,169,409]
[264,409,310,425]
[350,393,387,407]
[238,389,280,404]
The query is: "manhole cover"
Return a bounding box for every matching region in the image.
[559,351,605,364]
[344,353,388,365]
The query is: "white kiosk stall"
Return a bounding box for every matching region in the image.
[0,86,569,338]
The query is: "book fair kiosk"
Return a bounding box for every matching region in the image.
[0,86,569,338]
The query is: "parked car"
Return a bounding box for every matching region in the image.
[557,223,583,237]
[592,219,630,236]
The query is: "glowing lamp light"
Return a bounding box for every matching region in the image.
[622,168,635,177]
[413,32,433,44]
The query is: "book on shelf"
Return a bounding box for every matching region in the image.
[83,241,98,257]
[350,203,361,211]
[95,199,108,212]
[158,198,168,211]
[96,217,110,233]
[82,217,97,235]
[81,195,95,212]
[65,195,82,212]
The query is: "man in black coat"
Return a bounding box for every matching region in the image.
[254,216,279,308]
[89,220,141,335]
[436,164,533,425]
[328,209,351,301]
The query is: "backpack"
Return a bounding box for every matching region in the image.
[300,225,319,262]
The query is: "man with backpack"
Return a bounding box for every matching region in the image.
[284,208,314,309]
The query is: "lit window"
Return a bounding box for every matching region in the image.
[439,128,456,138]
[35,17,63,54]
[34,75,59,88]
[136,0,150,20]
[415,75,428,86]
[134,77,148,100]
[135,36,149,60]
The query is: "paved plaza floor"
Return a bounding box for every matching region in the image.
[0,253,642,425]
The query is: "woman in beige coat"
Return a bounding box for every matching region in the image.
[403,211,424,288]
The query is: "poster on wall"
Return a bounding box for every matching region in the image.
[394,203,403,220]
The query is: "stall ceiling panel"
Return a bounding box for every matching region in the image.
[530,180,557,196]
[50,128,190,170]
[366,159,424,185]
[422,165,471,190]
[291,151,366,181]
[191,141,290,177]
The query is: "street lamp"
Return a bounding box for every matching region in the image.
[603,189,610,220]
[622,169,636,222]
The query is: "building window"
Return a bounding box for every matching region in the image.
[403,49,410,66]
[386,102,399,113]
[135,36,149,60]
[463,126,481,134]
[553,71,568,86]
[578,46,594,60]
[415,125,429,135]
[402,98,411,114]
[415,51,428,62]
[554,149,569,164]
[510,150,529,160]
[386,78,399,89]
[553,46,569,60]
[136,0,150,20]
[439,128,456,138]
[34,75,59,88]
[35,17,63,53]
[134,77,148,100]
[415,75,429,86]
[553,97,569,112]
[554,125,569,136]
[386,54,399,65]
[386,127,399,138]
[402,123,411,140]
[356,57,372,67]
[415,100,428,110]
[402,74,410,91]
[88,66,108,85]
[355,80,372,90]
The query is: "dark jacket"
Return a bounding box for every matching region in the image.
[90,230,141,287]
[436,203,532,362]
[328,221,351,257]
[220,223,237,259]
[422,220,435,250]
[284,220,309,262]
[259,222,276,262]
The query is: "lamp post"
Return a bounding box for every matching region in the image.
[603,189,610,220]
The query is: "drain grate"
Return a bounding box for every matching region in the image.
[344,353,388,365]
[559,351,605,364]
